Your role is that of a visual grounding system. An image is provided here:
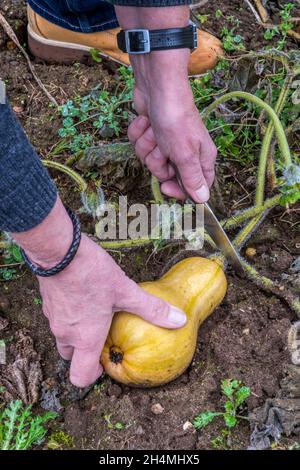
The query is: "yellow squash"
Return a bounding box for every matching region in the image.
[101,257,227,387]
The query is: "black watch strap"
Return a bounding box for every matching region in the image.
[117,24,197,54]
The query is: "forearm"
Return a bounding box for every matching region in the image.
[115,5,192,98]
[11,197,74,269]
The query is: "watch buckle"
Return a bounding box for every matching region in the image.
[125,29,150,54]
[189,21,198,49]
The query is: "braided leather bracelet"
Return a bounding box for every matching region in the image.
[20,207,81,277]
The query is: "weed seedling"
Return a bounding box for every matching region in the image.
[264,3,294,50]
[56,66,134,154]
[220,27,244,52]
[197,14,209,24]
[0,400,57,450]
[94,382,106,394]
[0,243,24,281]
[3,245,23,264]
[33,297,42,305]
[103,414,126,430]
[193,379,250,449]
[47,431,74,449]
[0,268,18,281]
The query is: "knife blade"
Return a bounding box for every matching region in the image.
[171,163,244,274]
[202,202,244,274]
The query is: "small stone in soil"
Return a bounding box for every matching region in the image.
[151,403,164,415]
[135,425,145,435]
[245,247,257,258]
[183,421,194,431]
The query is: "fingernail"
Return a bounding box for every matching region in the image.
[195,185,210,202]
[168,306,187,326]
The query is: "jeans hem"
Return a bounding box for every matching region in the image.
[28,0,119,33]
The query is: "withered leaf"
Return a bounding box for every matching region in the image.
[0,329,42,404]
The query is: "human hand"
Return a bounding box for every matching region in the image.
[12,199,186,388]
[115,5,217,202]
[128,50,217,202]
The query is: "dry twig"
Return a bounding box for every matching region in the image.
[0,12,58,106]
[253,0,270,23]
[244,0,263,24]
[287,29,300,42]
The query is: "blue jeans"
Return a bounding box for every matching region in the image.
[27,0,119,33]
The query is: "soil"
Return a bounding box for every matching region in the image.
[193,0,300,51]
[0,0,300,451]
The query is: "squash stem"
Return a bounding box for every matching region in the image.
[43,160,88,192]
[241,258,300,317]
[151,176,165,204]
[221,195,280,230]
[202,91,292,168]
[99,238,152,249]
[255,72,293,205]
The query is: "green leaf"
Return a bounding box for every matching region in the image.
[0,400,57,450]
[224,413,237,428]
[193,411,222,430]
[280,191,300,205]
[9,245,23,263]
[58,127,67,138]
[90,48,103,63]
[234,35,243,44]
[1,400,23,450]
[235,386,251,407]
[224,401,234,413]
[63,117,74,128]
[0,268,17,281]
[264,27,278,40]
[221,379,239,398]
[115,422,125,430]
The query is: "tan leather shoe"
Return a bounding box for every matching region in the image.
[27,5,223,75]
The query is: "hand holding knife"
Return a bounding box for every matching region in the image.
[171,163,244,275]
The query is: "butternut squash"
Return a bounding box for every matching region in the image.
[101,257,227,387]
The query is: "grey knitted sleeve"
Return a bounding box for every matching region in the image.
[0,100,57,233]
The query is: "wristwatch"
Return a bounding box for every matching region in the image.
[117,23,197,55]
